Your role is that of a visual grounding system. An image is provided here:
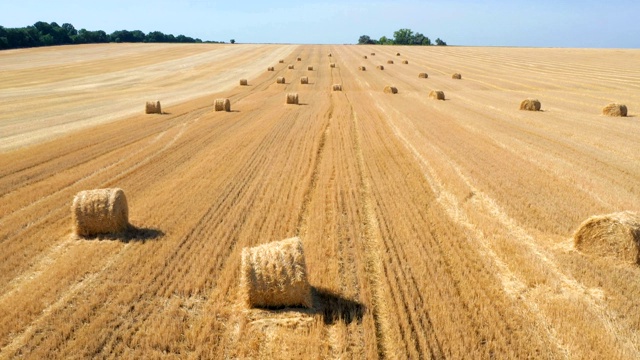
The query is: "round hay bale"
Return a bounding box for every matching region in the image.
[239,79,248,86]
[402,60,409,64]
[276,77,285,84]
[145,101,161,114]
[396,52,401,56]
[429,90,445,100]
[286,93,299,104]
[358,66,366,71]
[214,98,231,112]
[332,84,342,91]
[371,52,376,56]
[574,211,640,264]
[300,76,309,84]
[602,103,628,117]
[267,66,275,71]
[288,65,294,69]
[363,55,368,59]
[383,86,398,94]
[328,53,332,57]
[452,73,462,79]
[418,72,428,78]
[330,63,336,68]
[297,57,302,61]
[279,59,284,63]
[377,65,385,70]
[307,66,314,71]
[387,60,394,64]
[72,188,129,237]
[520,99,541,111]
[240,237,312,308]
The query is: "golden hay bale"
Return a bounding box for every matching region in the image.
[288,65,294,69]
[240,237,312,308]
[72,188,129,237]
[573,211,640,264]
[402,60,409,64]
[332,84,342,91]
[520,99,541,111]
[239,79,248,86]
[371,52,376,56]
[363,55,368,59]
[308,66,314,71]
[396,52,401,56]
[418,72,428,78]
[145,101,161,114]
[377,65,385,70]
[300,76,309,84]
[214,98,231,112]
[602,103,628,117]
[276,77,285,84]
[429,90,445,100]
[383,86,398,94]
[328,53,332,57]
[279,59,284,63]
[267,66,275,71]
[387,60,394,64]
[286,93,299,104]
[330,63,336,68]
[452,73,462,79]
[358,66,366,71]
[297,57,302,61]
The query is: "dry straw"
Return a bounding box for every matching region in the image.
[359,66,366,71]
[300,76,309,84]
[288,65,294,69]
[332,84,342,91]
[145,101,161,114]
[602,103,628,117]
[276,77,285,84]
[214,98,231,112]
[377,65,385,70]
[239,79,248,86]
[72,188,129,237]
[573,211,640,264]
[418,72,428,78]
[387,60,394,64]
[286,93,299,104]
[330,63,336,68]
[308,66,314,71]
[240,237,312,308]
[402,60,409,64]
[520,99,541,111]
[452,73,462,79]
[267,66,275,71]
[429,90,445,100]
[384,86,398,94]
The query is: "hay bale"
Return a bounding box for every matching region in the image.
[602,103,628,117]
[383,86,398,94]
[363,55,368,59]
[279,59,284,63]
[297,57,302,61]
[332,84,342,91]
[452,73,462,79]
[387,60,394,64]
[396,52,401,56]
[573,212,640,264]
[239,79,248,86]
[359,66,366,71]
[300,76,309,84]
[240,237,312,308]
[307,66,314,71]
[72,188,129,237]
[520,99,541,111]
[330,63,336,68]
[286,93,299,104]
[377,65,384,70]
[214,98,231,112]
[145,101,161,114]
[328,53,332,57]
[268,67,275,71]
[276,77,285,84]
[288,65,294,69]
[418,72,428,78]
[402,60,409,64]
[371,52,376,56]
[429,90,445,100]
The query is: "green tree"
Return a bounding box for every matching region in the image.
[435,38,447,46]
[358,35,376,44]
[393,28,414,45]
[378,35,393,45]
[230,39,235,44]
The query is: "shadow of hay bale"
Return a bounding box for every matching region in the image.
[76,224,164,243]
[313,287,365,325]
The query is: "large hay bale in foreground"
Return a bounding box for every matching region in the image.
[402,60,409,64]
[377,65,385,70]
[145,101,162,114]
[267,66,275,71]
[574,212,640,263]
[276,77,285,84]
[418,72,428,78]
[387,60,394,64]
[429,90,445,100]
[240,237,312,308]
[358,66,366,71]
[239,79,248,86]
[520,99,541,111]
[214,98,231,112]
[300,76,309,84]
[383,86,398,94]
[602,103,628,117]
[332,84,342,91]
[72,188,129,237]
[286,93,299,104]
[452,73,462,79]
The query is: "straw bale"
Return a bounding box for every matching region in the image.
[288,65,294,69]
[145,101,162,114]
[268,67,275,71]
[308,66,314,71]
[276,77,285,84]
[300,76,309,84]
[239,79,248,86]
[297,57,302,61]
[330,63,336,68]
[418,72,428,78]
[452,73,462,79]
[377,65,384,70]
[279,59,284,63]
[387,60,394,64]
[371,52,376,56]
[214,98,231,112]
[520,99,541,111]
[396,52,401,56]
[332,84,342,91]
[383,86,398,94]
[363,55,368,59]
[602,103,628,117]
[402,60,409,64]
[72,188,129,236]
[359,66,366,71]
[574,212,640,264]
[286,93,299,104]
[429,90,445,100]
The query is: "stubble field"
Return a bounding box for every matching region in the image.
[1,43,640,359]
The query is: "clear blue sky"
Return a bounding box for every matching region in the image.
[2,0,639,48]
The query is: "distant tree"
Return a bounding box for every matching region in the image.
[378,35,393,45]
[130,30,146,42]
[358,35,376,45]
[146,31,167,43]
[435,38,447,46]
[393,28,414,45]
[62,23,77,36]
[230,39,235,44]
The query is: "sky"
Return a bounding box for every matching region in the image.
[2,0,640,48]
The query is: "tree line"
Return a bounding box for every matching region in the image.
[0,21,224,50]
[358,28,447,46]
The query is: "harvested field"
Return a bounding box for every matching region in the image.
[1,44,640,359]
